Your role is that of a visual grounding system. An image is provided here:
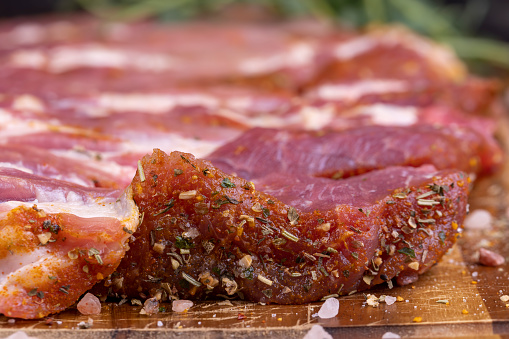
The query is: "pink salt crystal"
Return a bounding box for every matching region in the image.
[142,297,160,315]
[385,296,397,305]
[77,293,101,315]
[318,298,339,319]
[172,299,193,313]
[478,248,505,267]
[464,209,492,230]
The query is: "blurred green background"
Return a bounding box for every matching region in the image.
[1,0,508,72]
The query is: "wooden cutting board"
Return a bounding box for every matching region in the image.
[2,120,509,339]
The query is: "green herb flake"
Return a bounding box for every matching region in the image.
[175,236,194,249]
[439,231,446,244]
[349,226,362,234]
[267,200,275,205]
[242,266,254,280]
[351,252,359,260]
[59,285,70,294]
[123,226,133,234]
[342,270,350,277]
[262,289,273,298]
[153,198,175,216]
[221,177,236,188]
[398,247,416,258]
[88,248,103,265]
[28,288,38,297]
[320,267,329,277]
[212,195,240,208]
[174,168,184,176]
[262,207,270,218]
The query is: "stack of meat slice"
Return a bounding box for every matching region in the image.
[0,15,504,318]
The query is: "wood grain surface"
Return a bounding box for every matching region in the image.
[2,122,509,339]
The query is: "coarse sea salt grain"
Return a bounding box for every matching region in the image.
[385,296,397,305]
[318,298,339,319]
[172,300,193,313]
[464,209,492,230]
[303,324,333,339]
[77,293,101,315]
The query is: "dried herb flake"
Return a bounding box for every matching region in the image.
[221,178,236,188]
[398,247,416,258]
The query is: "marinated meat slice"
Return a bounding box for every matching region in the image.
[93,149,467,305]
[0,168,139,319]
[208,125,502,180]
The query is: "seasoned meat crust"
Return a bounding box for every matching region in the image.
[95,149,468,304]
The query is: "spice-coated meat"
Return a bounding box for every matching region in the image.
[93,149,468,304]
[0,168,139,319]
[208,125,502,180]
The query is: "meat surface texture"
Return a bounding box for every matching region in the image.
[0,15,503,318]
[0,169,139,319]
[208,125,502,180]
[93,150,468,304]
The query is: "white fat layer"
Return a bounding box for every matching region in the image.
[298,105,336,130]
[333,36,377,60]
[333,27,464,79]
[0,162,34,174]
[50,149,135,182]
[3,24,46,46]
[357,104,418,126]
[1,187,133,220]
[0,21,77,49]
[224,97,254,112]
[0,108,75,138]
[215,108,298,129]
[9,44,176,73]
[120,133,225,158]
[0,248,49,284]
[214,105,334,131]
[315,80,408,101]
[94,93,219,115]
[11,94,45,112]
[238,42,314,75]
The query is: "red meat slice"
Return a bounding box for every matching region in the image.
[0,168,139,319]
[0,144,131,188]
[92,149,467,304]
[208,125,502,180]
